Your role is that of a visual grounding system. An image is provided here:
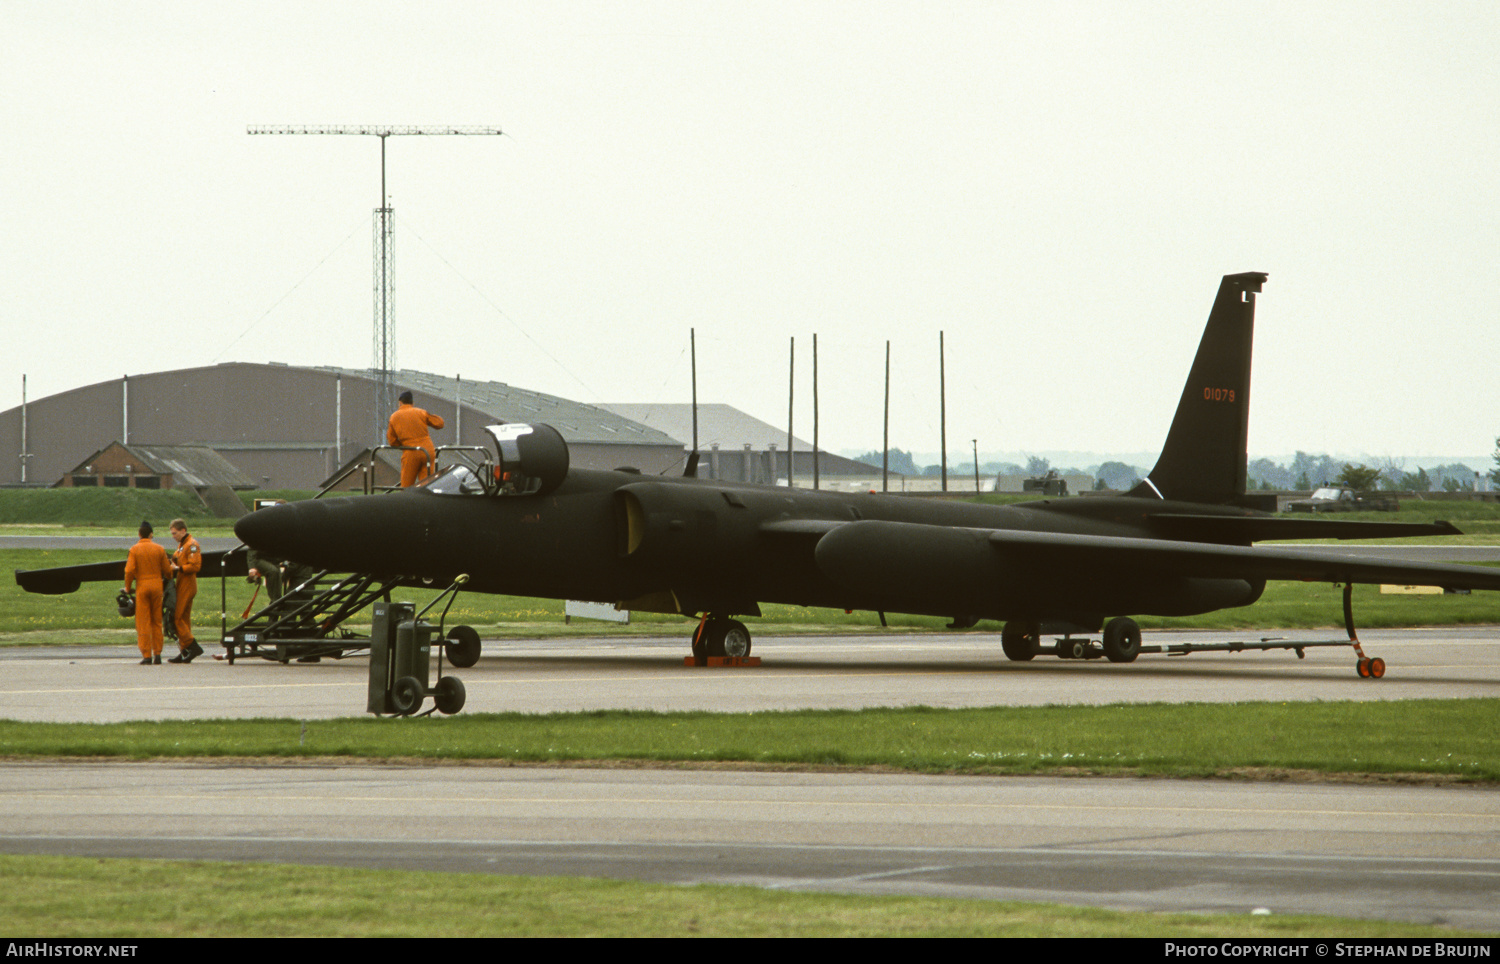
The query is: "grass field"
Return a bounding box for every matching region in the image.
[2,857,1476,941]
[1,699,1494,781]
[0,853,1473,938]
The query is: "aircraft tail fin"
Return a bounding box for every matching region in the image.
[1128,272,1266,505]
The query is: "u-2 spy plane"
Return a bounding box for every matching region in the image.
[223,272,1500,675]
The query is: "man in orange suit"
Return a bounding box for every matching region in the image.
[123,521,172,665]
[166,518,203,663]
[387,390,445,487]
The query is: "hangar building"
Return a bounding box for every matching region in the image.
[0,364,686,490]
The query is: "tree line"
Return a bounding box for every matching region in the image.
[854,446,1499,494]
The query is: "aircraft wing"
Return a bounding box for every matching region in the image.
[812,520,1500,591]
[1145,513,1462,542]
[983,528,1500,589]
[15,548,251,595]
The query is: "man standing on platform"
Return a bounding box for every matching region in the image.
[386,390,445,487]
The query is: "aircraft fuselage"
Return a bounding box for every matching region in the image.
[236,468,1266,631]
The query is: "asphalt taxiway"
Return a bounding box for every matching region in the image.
[1,630,1496,929]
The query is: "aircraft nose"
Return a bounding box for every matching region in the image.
[234,501,305,558]
[232,495,428,574]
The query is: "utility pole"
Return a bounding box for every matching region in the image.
[882,341,890,494]
[787,336,794,488]
[939,331,947,493]
[249,125,502,441]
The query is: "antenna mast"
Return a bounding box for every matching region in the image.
[248,125,503,440]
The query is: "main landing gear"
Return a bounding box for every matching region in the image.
[998,584,1388,678]
[691,616,752,659]
[686,615,760,666]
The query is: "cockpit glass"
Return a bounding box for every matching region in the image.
[422,465,486,495]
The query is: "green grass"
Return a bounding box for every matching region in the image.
[0,854,1466,938]
[0,488,216,525]
[1,700,1494,781]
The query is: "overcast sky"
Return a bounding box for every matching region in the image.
[4,1,1497,466]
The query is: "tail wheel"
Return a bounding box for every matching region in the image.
[1102,617,1142,663]
[1001,621,1039,662]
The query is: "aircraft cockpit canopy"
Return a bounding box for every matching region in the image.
[485,423,570,496]
[422,464,487,496]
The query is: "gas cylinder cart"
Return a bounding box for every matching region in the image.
[367,575,471,716]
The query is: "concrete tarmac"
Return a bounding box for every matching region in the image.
[1,630,1496,930]
[1,628,1497,722]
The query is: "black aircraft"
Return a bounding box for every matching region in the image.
[222,271,1500,672]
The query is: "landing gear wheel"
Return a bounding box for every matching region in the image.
[392,676,425,715]
[1369,657,1386,678]
[1102,617,1142,663]
[1357,658,1371,678]
[1001,621,1039,662]
[444,625,482,668]
[434,675,466,714]
[695,618,752,658]
[720,620,751,658]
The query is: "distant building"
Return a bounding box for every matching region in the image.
[59,442,256,491]
[602,403,876,485]
[1,364,685,490]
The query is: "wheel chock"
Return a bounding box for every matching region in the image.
[682,656,762,668]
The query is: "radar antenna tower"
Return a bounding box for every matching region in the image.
[248,125,503,441]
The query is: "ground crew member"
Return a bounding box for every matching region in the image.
[386,390,445,487]
[166,519,203,663]
[123,521,172,665]
[246,548,284,602]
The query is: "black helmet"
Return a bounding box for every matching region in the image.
[116,589,135,618]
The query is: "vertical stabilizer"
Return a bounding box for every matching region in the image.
[1129,272,1266,505]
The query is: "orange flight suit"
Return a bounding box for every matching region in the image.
[124,537,172,658]
[387,402,445,487]
[172,533,202,650]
